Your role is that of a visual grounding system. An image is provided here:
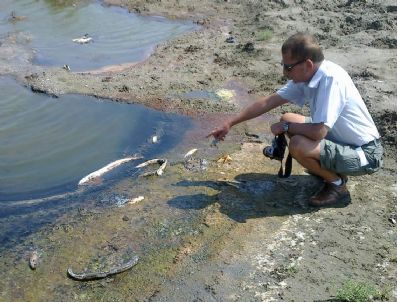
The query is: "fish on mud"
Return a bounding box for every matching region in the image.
[155,160,167,176]
[136,159,167,177]
[184,148,198,159]
[217,154,232,164]
[128,196,144,205]
[135,158,164,168]
[67,255,139,281]
[78,156,140,185]
[29,251,39,270]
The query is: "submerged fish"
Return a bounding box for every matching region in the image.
[9,11,27,22]
[78,156,140,185]
[72,34,92,44]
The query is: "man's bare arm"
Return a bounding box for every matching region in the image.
[208,93,288,140]
[229,93,288,127]
[272,121,329,141]
[289,122,329,141]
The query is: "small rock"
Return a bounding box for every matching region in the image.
[225,36,235,43]
[29,251,38,270]
[242,42,255,52]
[122,215,129,221]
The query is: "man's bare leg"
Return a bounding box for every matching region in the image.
[288,135,339,182]
[280,112,342,182]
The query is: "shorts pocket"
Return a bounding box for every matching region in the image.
[334,149,364,176]
[363,142,384,174]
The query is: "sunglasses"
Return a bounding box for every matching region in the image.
[280,59,306,72]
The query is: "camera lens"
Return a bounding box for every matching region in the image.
[263,146,274,158]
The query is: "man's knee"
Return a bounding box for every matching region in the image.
[280,112,306,123]
[288,135,305,156]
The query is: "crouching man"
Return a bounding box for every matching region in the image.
[207,32,383,207]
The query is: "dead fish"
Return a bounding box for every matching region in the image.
[141,159,168,177]
[68,255,139,281]
[29,251,38,270]
[78,156,140,185]
[217,154,232,164]
[184,148,198,159]
[135,158,164,168]
[128,196,144,205]
[9,11,27,22]
[156,160,167,176]
[217,179,242,189]
[72,34,92,44]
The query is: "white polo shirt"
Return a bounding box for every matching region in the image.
[276,60,380,146]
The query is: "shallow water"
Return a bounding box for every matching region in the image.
[0,77,192,201]
[0,0,196,71]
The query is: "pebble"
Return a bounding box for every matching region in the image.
[225,36,235,43]
[29,251,38,270]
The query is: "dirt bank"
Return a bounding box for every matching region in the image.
[0,0,396,301]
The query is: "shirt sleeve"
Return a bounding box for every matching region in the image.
[276,80,305,107]
[312,76,346,128]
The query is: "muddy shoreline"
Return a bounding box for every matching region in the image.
[0,0,396,301]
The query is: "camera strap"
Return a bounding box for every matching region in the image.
[278,152,292,178]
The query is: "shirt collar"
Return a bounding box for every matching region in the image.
[307,60,326,88]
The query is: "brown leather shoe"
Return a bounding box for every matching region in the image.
[309,181,350,207]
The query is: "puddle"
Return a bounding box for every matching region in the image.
[0,0,197,71]
[0,77,192,201]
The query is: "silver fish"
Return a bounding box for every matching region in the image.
[184,148,198,158]
[140,159,168,177]
[135,158,164,168]
[78,156,140,185]
[72,34,92,44]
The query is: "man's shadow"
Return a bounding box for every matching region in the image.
[168,172,350,223]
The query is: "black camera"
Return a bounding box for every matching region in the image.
[263,134,287,161]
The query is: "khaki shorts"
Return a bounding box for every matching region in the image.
[320,139,383,176]
[303,117,383,175]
